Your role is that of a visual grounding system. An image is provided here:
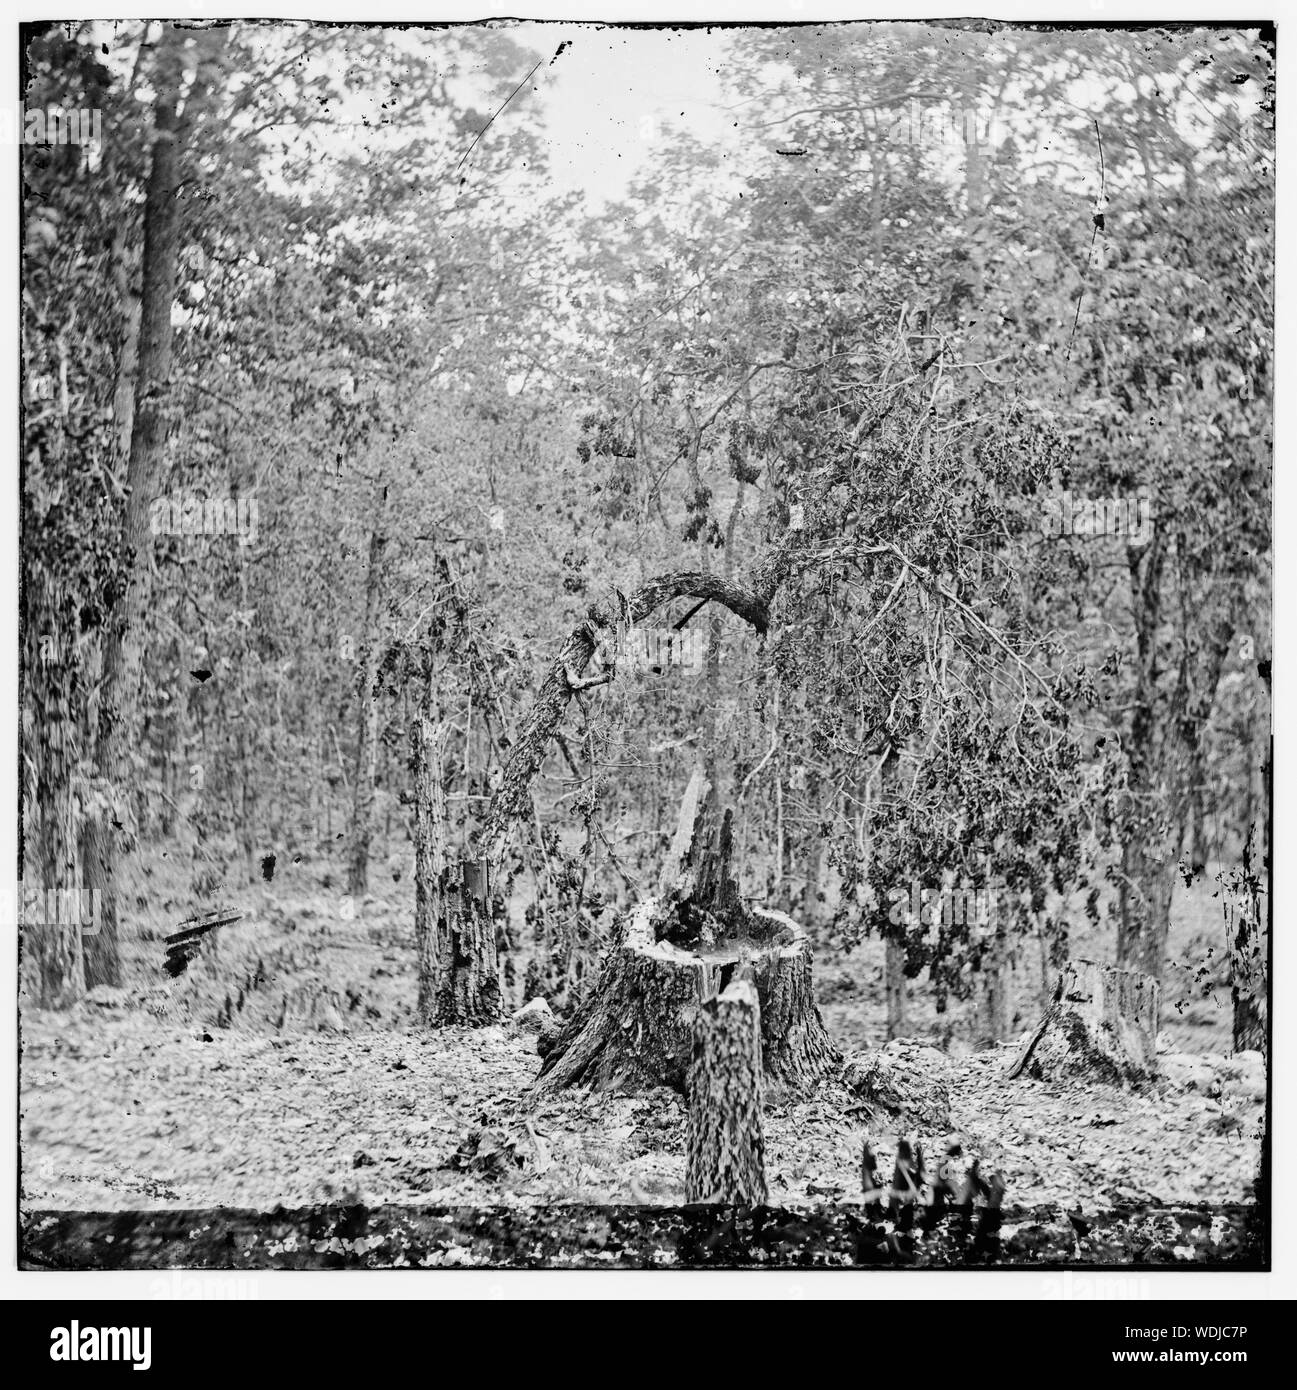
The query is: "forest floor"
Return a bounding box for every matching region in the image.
[20,856,1265,1217]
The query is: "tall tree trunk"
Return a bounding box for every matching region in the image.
[25,711,84,1006]
[412,675,449,1025]
[803,799,822,934]
[1118,538,1236,988]
[426,857,502,1025]
[1115,533,1172,987]
[23,350,84,1001]
[80,27,227,992]
[348,488,388,897]
[875,743,909,1042]
[977,924,1012,1048]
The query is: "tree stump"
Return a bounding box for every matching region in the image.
[1008,959,1159,1085]
[534,767,839,1094]
[685,978,767,1205]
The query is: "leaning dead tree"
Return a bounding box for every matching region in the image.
[686,977,767,1205]
[535,768,839,1093]
[1008,959,1159,1085]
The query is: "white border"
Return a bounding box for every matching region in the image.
[2,0,1289,1303]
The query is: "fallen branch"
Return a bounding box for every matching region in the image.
[162,908,243,977]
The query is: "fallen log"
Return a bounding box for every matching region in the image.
[163,908,242,977]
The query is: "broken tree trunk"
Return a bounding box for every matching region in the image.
[685,978,767,1205]
[424,857,503,1026]
[1008,959,1159,1085]
[534,768,839,1094]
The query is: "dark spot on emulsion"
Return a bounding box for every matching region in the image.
[191,668,212,684]
[260,854,277,882]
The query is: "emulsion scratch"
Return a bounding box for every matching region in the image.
[455,56,545,176]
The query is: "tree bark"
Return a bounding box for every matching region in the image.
[1118,538,1236,987]
[534,898,837,1094]
[425,857,502,1025]
[685,978,767,1205]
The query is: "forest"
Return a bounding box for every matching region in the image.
[18,18,1272,1271]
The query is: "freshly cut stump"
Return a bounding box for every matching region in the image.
[533,899,839,1093]
[534,766,839,1095]
[1008,959,1159,1085]
[685,978,767,1205]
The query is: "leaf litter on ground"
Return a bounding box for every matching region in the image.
[21,1008,1262,1213]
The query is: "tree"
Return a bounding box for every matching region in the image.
[78,24,231,991]
[21,23,130,1004]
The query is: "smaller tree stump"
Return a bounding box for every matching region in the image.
[685,978,767,1206]
[1008,959,1159,1085]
